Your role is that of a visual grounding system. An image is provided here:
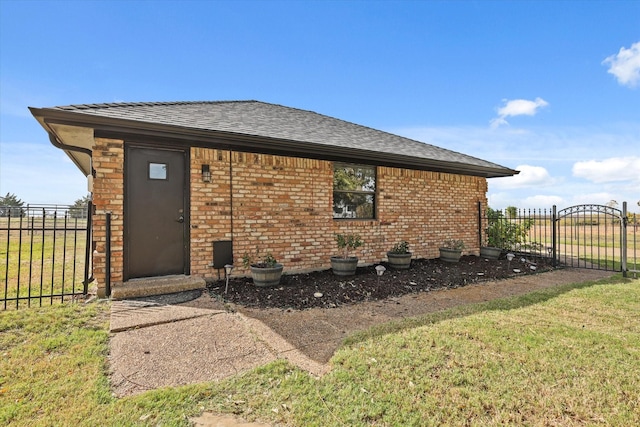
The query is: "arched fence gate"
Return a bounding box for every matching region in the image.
[553,203,635,277]
[480,202,638,278]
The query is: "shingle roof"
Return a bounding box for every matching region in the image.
[31,100,517,177]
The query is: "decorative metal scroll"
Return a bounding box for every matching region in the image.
[556,204,622,220]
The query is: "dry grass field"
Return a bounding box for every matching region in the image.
[519,218,640,272]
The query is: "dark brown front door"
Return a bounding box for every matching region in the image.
[125,146,188,279]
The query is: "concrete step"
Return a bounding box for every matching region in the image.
[111,275,206,300]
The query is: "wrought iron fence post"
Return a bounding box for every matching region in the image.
[83,201,93,294]
[105,212,112,297]
[477,201,482,249]
[16,211,24,309]
[552,205,557,267]
[622,202,627,277]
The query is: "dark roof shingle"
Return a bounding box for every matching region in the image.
[34,100,517,177]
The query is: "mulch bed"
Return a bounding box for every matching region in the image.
[207,255,555,310]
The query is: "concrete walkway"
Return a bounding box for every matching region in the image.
[109,293,330,426]
[108,268,614,426]
[109,293,328,398]
[110,298,219,332]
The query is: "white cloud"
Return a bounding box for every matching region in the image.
[603,41,640,88]
[395,122,640,167]
[569,192,619,207]
[572,156,640,183]
[490,165,557,189]
[487,191,564,210]
[393,122,639,212]
[490,97,549,128]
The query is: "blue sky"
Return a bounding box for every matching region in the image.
[1,0,638,211]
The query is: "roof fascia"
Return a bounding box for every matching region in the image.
[30,107,518,178]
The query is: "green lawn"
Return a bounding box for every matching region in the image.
[1,228,88,307]
[580,256,640,273]
[1,275,638,426]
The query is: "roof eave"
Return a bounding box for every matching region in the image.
[29,106,519,178]
[30,108,94,175]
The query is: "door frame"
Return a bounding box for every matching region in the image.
[123,142,191,281]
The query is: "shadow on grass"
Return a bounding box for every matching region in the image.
[343,273,631,347]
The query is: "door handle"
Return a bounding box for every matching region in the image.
[176,215,184,223]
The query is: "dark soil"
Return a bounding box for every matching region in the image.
[207,255,555,310]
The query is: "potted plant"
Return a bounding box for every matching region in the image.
[481,208,504,260]
[330,233,363,276]
[480,222,502,259]
[387,241,412,270]
[480,244,502,260]
[439,238,465,263]
[242,251,283,287]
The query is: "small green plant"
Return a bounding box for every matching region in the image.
[486,207,534,249]
[335,233,363,259]
[441,238,465,250]
[242,250,278,268]
[389,241,410,254]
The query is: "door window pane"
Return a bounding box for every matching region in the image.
[149,163,167,180]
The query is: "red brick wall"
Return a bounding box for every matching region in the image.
[190,149,488,278]
[378,167,488,259]
[190,148,233,275]
[91,137,125,297]
[91,142,488,294]
[190,150,334,276]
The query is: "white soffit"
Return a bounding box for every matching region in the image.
[49,123,93,175]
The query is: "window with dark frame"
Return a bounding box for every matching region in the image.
[333,163,376,219]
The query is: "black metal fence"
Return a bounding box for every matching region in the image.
[1,204,92,310]
[479,202,638,277]
[2,200,637,310]
[479,203,554,259]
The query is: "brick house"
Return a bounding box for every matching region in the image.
[30,101,517,298]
